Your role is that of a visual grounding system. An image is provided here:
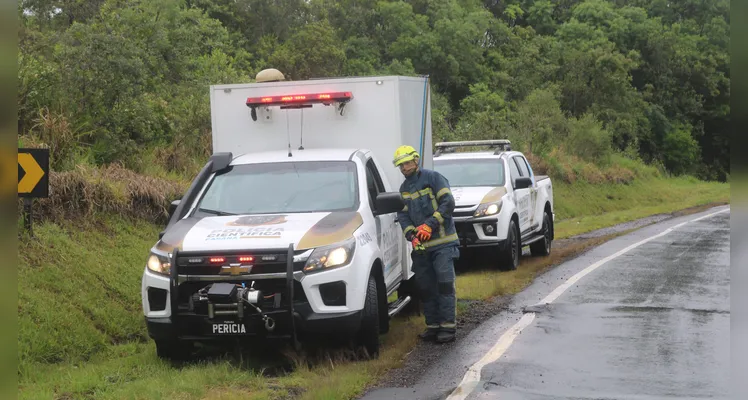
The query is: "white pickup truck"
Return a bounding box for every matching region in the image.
[140,72,435,359]
[432,140,554,270]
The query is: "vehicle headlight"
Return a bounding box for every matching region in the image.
[146,251,172,275]
[303,237,356,274]
[474,201,502,217]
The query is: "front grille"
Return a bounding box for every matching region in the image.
[176,262,305,275]
[453,206,476,218]
[175,249,307,276]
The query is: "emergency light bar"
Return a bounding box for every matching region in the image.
[246,92,353,107]
[434,140,512,156]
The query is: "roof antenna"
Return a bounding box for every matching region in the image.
[298,109,305,150]
[286,112,293,157]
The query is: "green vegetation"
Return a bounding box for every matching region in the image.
[554,178,729,238]
[19,0,729,182]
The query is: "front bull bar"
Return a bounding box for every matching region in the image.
[167,243,302,350]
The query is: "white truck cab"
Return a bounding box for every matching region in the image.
[140,74,433,359]
[433,140,554,270]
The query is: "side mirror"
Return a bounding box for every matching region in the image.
[515,177,532,190]
[374,192,405,216]
[168,199,181,220]
[161,199,183,239]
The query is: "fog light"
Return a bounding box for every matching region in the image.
[483,223,497,236]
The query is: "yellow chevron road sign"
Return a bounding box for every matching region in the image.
[18,148,49,198]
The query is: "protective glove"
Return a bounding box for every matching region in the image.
[410,237,426,252]
[415,224,432,241]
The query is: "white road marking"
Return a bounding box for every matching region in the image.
[446,207,729,400]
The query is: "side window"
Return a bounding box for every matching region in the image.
[367,159,386,193]
[514,156,530,177]
[508,157,521,188]
[523,157,534,177]
[365,159,384,210]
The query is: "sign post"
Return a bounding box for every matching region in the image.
[18,148,50,236]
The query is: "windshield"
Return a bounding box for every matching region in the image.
[434,159,506,187]
[195,161,359,215]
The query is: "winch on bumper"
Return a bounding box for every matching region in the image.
[143,244,363,346]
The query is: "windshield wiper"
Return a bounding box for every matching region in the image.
[198,208,237,216]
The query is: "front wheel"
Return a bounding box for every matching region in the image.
[530,212,552,256]
[499,219,520,271]
[355,275,381,357]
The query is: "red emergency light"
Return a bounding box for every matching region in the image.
[246,91,353,107]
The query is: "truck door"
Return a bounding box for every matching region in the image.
[514,155,537,231]
[365,157,402,288]
[509,156,532,235]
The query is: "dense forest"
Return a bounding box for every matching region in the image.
[17,0,730,181]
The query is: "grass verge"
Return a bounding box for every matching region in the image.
[552,177,729,239]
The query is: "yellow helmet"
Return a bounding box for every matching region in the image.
[393,145,420,166]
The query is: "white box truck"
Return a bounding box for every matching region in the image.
[140,74,433,359]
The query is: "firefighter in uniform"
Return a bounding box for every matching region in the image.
[393,145,460,343]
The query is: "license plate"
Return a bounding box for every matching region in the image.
[211,322,247,334]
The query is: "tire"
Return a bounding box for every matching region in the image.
[499,219,520,271]
[530,211,552,257]
[156,339,193,361]
[355,275,381,357]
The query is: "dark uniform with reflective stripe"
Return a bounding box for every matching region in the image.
[397,168,460,331]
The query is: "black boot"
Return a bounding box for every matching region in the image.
[436,327,456,343]
[418,327,439,341]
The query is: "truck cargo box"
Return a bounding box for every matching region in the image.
[209,75,433,191]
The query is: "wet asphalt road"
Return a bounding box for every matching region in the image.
[361,205,730,400]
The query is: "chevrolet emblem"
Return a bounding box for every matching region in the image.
[219,264,252,276]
